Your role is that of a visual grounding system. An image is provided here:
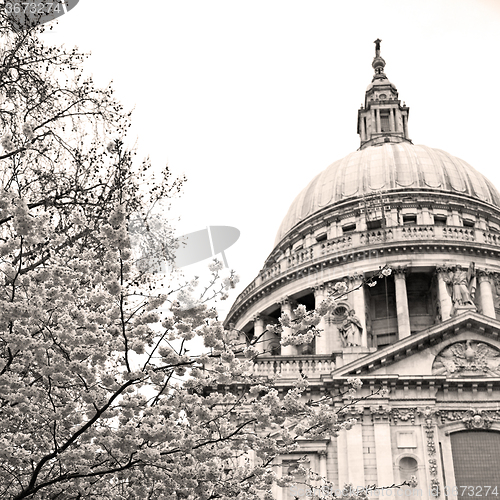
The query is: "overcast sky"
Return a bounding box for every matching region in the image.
[45,0,500,316]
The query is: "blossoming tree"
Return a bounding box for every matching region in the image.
[0,15,413,500]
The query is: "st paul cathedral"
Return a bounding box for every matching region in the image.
[225,41,500,499]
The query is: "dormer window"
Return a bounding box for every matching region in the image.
[367,219,383,230]
[403,214,417,225]
[434,215,447,226]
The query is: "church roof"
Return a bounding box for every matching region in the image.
[274,142,500,246]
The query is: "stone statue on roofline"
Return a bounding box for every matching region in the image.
[442,262,477,314]
[447,263,476,305]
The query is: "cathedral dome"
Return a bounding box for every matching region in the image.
[275,142,500,246]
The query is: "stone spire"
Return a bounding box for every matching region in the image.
[357,39,411,150]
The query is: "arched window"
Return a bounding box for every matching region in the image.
[450,431,500,498]
[399,456,418,490]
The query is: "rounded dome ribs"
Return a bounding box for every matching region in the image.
[274,143,500,247]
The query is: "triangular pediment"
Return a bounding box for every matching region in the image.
[330,312,500,378]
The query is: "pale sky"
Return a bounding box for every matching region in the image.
[45,0,500,316]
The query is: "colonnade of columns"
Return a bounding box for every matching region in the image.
[360,107,400,141]
[250,266,499,355]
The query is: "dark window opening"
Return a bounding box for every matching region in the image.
[463,219,475,228]
[367,219,383,230]
[269,342,281,356]
[406,273,432,316]
[343,223,356,233]
[434,215,447,226]
[316,232,327,242]
[403,214,417,225]
[245,328,255,347]
[374,295,396,318]
[380,112,390,132]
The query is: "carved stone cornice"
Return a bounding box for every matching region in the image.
[391,407,417,424]
[437,409,497,429]
[339,406,364,419]
[370,405,391,420]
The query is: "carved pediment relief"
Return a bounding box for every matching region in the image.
[432,340,500,377]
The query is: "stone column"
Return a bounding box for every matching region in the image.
[337,429,348,487]
[478,271,496,318]
[360,116,366,142]
[350,274,367,347]
[373,419,394,486]
[274,458,284,500]
[389,107,395,131]
[253,316,265,353]
[421,206,432,225]
[393,108,398,132]
[280,298,295,356]
[346,422,365,488]
[371,109,376,135]
[450,210,461,226]
[318,450,328,485]
[436,268,452,321]
[376,109,381,134]
[314,285,328,354]
[394,268,411,339]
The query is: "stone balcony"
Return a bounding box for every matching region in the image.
[251,354,338,379]
[227,225,500,323]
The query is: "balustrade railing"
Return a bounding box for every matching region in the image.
[442,226,475,241]
[401,225,434,239]
[230,225,500,312]
[252,355,337,377]
[261,262,281,282]
[360,229,394,244]
[321,235,353,255]
[287,247,314,268]
[483,230,500,246]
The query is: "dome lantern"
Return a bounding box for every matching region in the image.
[357,39,411,149]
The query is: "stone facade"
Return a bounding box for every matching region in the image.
[225,41,500,499]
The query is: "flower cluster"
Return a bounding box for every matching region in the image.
[1,133,14,151]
